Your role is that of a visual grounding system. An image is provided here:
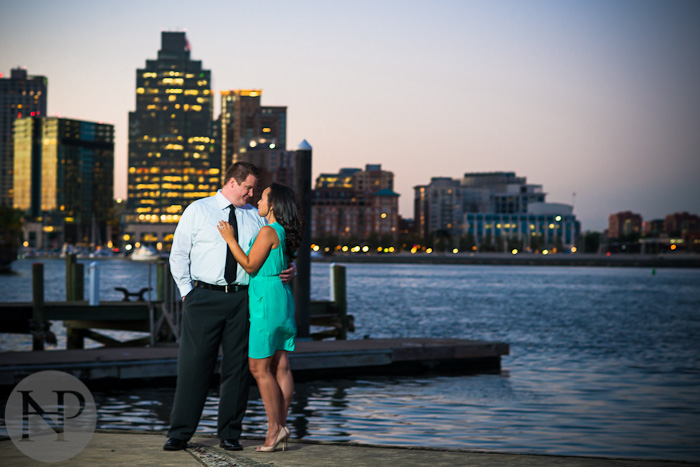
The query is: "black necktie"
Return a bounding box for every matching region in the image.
[224,205,238,283]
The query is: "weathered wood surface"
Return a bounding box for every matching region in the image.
[0,338,509,387]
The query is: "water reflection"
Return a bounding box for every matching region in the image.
[94,373,527,448]
[2,261,700,461]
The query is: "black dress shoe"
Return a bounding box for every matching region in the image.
[163,438,188,451]
[219,439,243,451]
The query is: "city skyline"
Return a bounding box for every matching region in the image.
[2,0,699,231]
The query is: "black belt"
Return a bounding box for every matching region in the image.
[193,280,248,293]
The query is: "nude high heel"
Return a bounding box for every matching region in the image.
[256,426,290,452]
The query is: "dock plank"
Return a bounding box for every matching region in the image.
[0,338,508,387]
[0,301,153,322]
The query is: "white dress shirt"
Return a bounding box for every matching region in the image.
[170,190,267,297]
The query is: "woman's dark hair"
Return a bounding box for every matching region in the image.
[267,183,303,258]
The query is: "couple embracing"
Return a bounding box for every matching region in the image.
[164,162,301,453]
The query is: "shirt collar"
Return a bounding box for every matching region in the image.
[215,190,232,210]
[215,190,255,211]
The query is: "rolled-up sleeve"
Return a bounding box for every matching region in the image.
[170,204,195,297]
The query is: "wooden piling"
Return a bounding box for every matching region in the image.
[66,327,86,350]
[64,254,86,348]
[64,254,84,302]
[73,263,84,301]
[156,260,165,302]
[65,253,76,301]
[32,263,45,351]
[331,264,348,339]
[294,141,312,338]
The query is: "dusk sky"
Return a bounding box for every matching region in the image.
[2,0,699,231]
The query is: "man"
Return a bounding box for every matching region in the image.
[164,162,295,451]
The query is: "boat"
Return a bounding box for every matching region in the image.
[89,247,115,258]
[130,246,160,262]
[60,243,89,258]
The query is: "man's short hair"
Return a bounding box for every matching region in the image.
[224,162,261,185]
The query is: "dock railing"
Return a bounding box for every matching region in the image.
[150,260,181,346]
[3,257,354,350]
[149,261,355,342]
[61,258,181,348]
[309,264,354,340]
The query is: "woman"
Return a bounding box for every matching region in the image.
[217,183,302,452]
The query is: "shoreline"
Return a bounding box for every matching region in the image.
[9,252,700,269]
[311,252,700,268]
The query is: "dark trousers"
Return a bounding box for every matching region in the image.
[167,286,250,441]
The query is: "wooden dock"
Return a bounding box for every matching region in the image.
[0,261,355,350]
[0,260,508,387]
[0,338,509,388]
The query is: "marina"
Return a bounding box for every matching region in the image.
[3,4,700,465]
[1,260,700,462]
[0,256,508,390]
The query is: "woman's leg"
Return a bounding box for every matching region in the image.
[271,350,294,426]
[249,356,283,446]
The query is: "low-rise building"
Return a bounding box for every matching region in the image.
[664,212,699,236]
[414,171,579,250]
[608,211,642,239]
[311,164,399,241]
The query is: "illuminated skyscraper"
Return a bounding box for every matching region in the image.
[218,89,290,195]
[13,116,113,247]
[125,31,217,247]
[0,68,47,206]
[220,89,287,171]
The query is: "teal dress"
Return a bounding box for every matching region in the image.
[247,222,296,359]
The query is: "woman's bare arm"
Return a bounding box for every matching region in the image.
[217,221,277,274]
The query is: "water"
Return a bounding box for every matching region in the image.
[0,258,157,350]
[2,259,700,461]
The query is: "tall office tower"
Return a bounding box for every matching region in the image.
[126,31,217,243]
[13,117,114,247]
[220,89,287,175]
[0,68,47,206]
[231,146,297,193]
